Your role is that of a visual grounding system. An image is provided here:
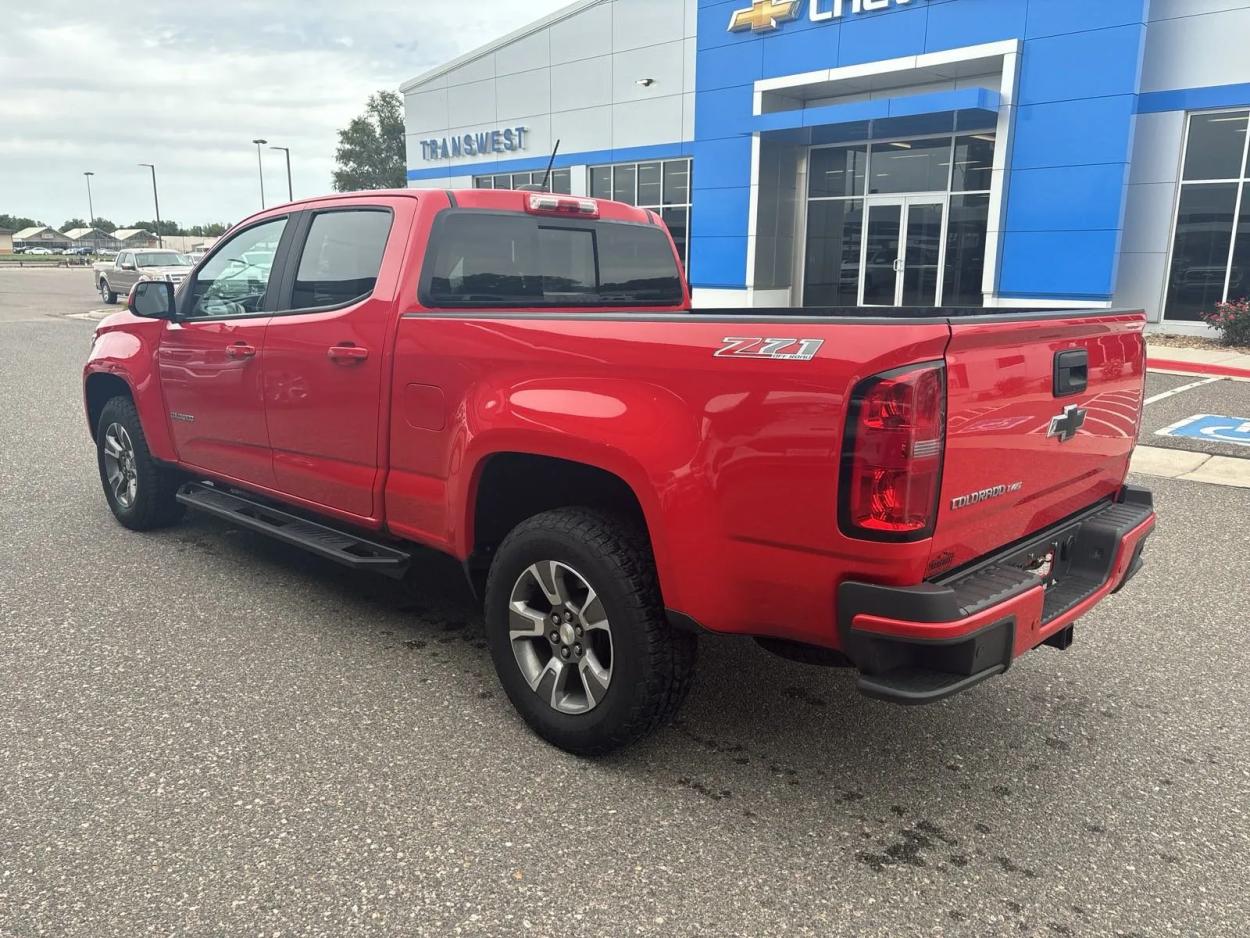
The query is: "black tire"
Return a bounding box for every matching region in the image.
[484,508,696,756]
[96,396,185,531]
[99,279,117,304]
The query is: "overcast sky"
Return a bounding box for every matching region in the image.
[0,0,572,230]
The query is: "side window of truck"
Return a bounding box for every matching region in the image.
[285,209,392,311]
[185,218,288,319]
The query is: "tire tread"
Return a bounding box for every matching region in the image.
[97,395,184,530]
[485,507,696,755]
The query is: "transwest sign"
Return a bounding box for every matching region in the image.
[419,126,528,162]
[729,0,913,32]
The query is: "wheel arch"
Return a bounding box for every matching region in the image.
[464,452,655,599]
[84,371,133,441]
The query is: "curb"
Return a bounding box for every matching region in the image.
[1147,357,1250,380]
[1131,445,1250,489]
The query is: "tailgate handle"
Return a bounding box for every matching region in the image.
[1053,349,1088,397]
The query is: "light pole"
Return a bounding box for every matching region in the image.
[269,146,293,202]
[137,163,164,248]
[252,139,268,208]
[83,171,97,254]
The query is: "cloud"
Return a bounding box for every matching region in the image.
[0,0,572,227]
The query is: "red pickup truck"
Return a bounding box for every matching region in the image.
[84,189,1156,754]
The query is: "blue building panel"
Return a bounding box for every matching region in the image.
[687,0,1150,300]
[923,0,1027,52]
[1004,164,1130,233]
[998,230,1123,299]
[1023,0,1148,41]
[1011,96,1138,170]
[1015,26,1145,107]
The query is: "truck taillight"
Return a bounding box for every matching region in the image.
[839,362,946,542]
[526,194,600,218]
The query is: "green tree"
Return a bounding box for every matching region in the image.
[187,223,230,238]
[0,214,42,231]
[91,217,117,234]
[131,220,184,236]
[62,218,88,231]
[332,90,406,191]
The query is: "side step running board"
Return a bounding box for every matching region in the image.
[176,482,411,578]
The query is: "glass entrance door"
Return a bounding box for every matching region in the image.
[862,202,902,305]
[859,197,946,306]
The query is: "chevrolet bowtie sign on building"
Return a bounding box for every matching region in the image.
[729,0,912,32]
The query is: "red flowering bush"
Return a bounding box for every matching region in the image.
[1201,298,1250,347]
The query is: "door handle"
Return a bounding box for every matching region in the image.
[327,344,369,364]
[225,342,257,360]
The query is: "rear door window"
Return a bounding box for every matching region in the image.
[287,209,393,311]
[422,211,682,308]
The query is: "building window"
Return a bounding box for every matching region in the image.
[1165,110,1250,323]
[802,132,995,308]
[474,169,572,194]
[588,158,693,270]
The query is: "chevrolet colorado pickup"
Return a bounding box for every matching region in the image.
[84,189,1156,754]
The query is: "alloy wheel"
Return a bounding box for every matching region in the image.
[102,422,138,509]
[508,561,613,715]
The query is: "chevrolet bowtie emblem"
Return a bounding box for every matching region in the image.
[729,0,801,32]
[1047,405,1088,443]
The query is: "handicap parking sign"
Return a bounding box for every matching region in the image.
[1157,414,1250,448]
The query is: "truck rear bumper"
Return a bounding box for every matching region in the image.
[837,486,1156,705]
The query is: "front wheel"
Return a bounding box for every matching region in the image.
[96,396,184,530]
[484,508,696,756]
[99,279,117,304]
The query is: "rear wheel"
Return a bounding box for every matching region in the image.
[99,279,117,304]
[96,396,184,530]
[484,508,696,756]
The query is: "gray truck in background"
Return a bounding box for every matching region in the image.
[95,250,193,304]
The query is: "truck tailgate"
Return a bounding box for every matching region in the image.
[931,313,1146,573]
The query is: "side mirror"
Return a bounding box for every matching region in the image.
[120,261,136,271]
[128,280,175,319]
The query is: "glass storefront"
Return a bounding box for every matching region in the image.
[1164,110,1250,322]
[802,133,995,308]
[590,158,693,270]
[474,169,573,193]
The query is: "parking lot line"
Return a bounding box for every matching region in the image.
[1143,376,1222,405]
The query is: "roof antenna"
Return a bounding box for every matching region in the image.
[541,140,561,192]
[518,140,561,193]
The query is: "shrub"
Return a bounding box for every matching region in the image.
[1201,298,1250,346]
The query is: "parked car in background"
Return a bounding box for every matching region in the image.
[83,188,1157,755]
[94,249,194,304]
[26,247,57,256]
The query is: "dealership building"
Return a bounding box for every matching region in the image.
[403,0,1250,330]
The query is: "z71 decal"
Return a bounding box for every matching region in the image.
[715,337,825,361]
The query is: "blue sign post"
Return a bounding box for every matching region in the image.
[1157,414,1250,448]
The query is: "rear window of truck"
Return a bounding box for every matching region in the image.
[421,211,683,308]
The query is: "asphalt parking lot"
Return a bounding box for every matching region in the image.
[1141,372,1250,460]
[2,269,1248,937]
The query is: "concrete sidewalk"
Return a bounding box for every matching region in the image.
[1147,341,1250,379]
